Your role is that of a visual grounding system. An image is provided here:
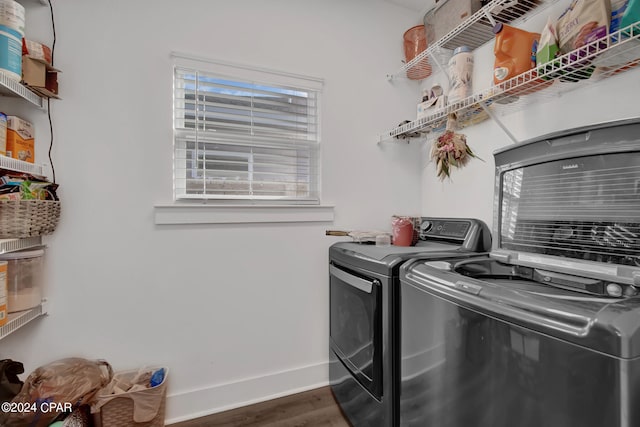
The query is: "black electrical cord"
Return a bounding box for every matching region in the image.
[47,98,55,183]
[47,0,56,184]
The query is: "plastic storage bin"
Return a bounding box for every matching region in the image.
[92,367,168,427]
[403,25,432,79]
[0,248,44,313]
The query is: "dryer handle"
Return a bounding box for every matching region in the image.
[330,265,374,294]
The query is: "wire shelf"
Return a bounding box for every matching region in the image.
[0,155,47,177]
[0,303,47,342]
[0,71,45,108]
[382,23,640,143]
[0,0,51,344]
[19,0,50,5]
[389,0,557,81]
[0,236,43,254]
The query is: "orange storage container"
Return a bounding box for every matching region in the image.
[403,25,432,80]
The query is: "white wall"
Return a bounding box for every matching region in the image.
[0,0,425,423]
[419,1,640,230]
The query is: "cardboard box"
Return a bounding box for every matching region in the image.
[21,55,61,99]
[22,39,52,65]
[6,115,34,163]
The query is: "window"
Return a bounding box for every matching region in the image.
[172,53,322,204]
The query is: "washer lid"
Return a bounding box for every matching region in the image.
[335,241,461,262]
[330,241,468,276]
[493,120,640,274]
[402,256,640,359]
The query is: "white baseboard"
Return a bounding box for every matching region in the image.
[165,361,329,424]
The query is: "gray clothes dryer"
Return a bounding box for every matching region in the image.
[329,217,491,427]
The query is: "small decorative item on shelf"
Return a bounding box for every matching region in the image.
[431,113,481,180]
[417,84,447,120]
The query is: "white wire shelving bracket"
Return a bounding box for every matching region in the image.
[381,23,640,144]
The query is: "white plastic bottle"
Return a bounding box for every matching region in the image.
[448,46,474,104]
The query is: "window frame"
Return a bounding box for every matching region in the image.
[172,52,324,205]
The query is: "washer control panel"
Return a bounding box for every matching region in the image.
[419,218,471,240]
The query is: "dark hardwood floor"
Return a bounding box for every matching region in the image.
[170,386,351,427]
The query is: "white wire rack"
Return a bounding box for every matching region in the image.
[0,71,45,108]
[0,302,48,341]
[0,236,43,254]
[382,23,640,143]
[20,0,49,5]
[389,0,557,81]
[0,0,51,343]
[0,154,48,177]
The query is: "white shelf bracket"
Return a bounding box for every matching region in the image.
[428,51,451,85]
[479,101,519,144]
[482,8,497,28]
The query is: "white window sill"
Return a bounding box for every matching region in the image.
[154,204,335,225]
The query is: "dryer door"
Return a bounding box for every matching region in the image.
[329,263,383,399]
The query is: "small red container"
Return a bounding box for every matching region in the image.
[392,217,415,246]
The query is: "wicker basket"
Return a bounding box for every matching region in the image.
[92,368,167,427]
[0,200,61,238]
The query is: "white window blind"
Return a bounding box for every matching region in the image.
[173,54,322,203]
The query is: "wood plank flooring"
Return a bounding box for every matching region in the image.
[170,386,351,427]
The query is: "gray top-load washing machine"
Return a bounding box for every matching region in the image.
[329,218,491,427]
[400,118,640,427]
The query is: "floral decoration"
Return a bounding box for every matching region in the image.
[430,114,481,180]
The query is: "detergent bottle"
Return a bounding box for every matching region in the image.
[620,0,640,31]
[493,23,541,85]
[594,0,640,67]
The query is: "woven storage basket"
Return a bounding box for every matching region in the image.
[92,368,167,427]
[0,200,61,238]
